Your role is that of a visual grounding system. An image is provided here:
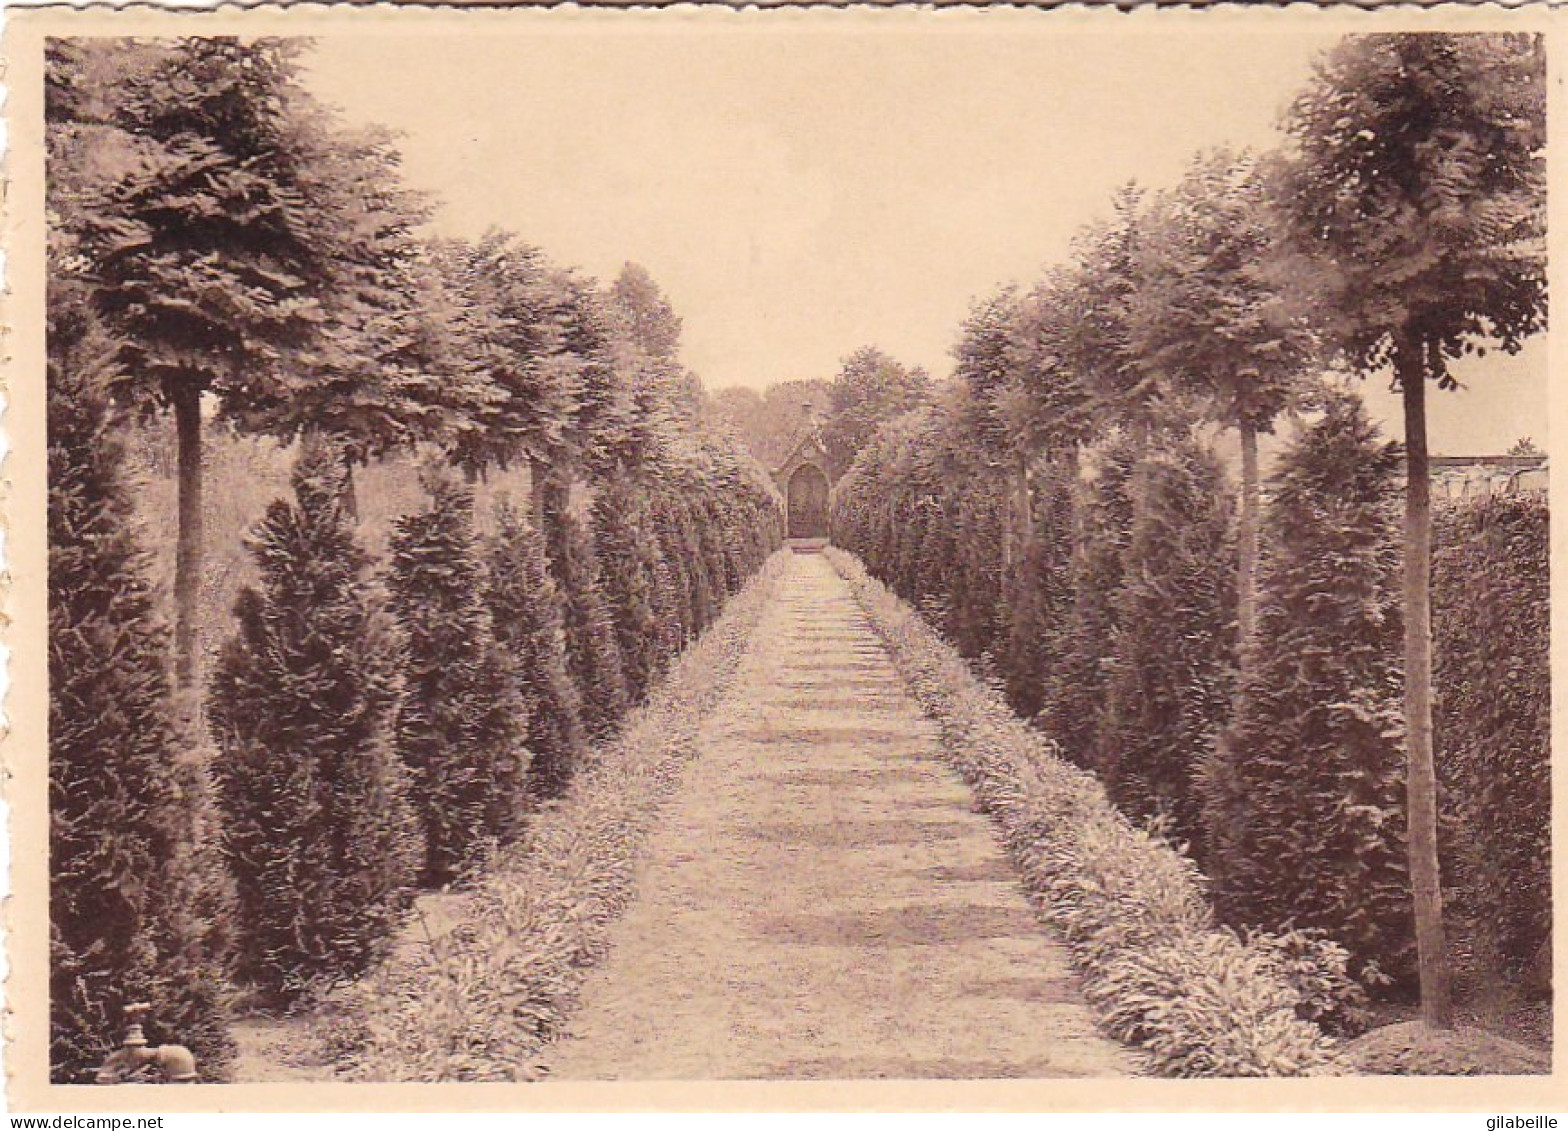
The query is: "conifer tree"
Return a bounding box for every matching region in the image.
[1095,437,1236,848]
[545,505,631,741]
[1041,433,1140,769]
[1207,396,1412,983]
[672,496,722,635]
[390,471,530,884]
[651,491,697,649]
[591,479,666,702]
[208,437,420,1000]
[1001,462,1076,721]
[48,324,233,1081]
[486,500,587,800]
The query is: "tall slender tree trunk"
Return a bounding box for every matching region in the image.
[1236,420,1260,646]
[1009,451,1033,571]
[1397,329,1453,1029]
[172,384,204,689]
[342,460,360,522]
[530,456,552,530]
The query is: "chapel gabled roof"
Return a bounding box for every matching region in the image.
[774,414,832,488]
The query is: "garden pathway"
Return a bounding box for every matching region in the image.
[543,551,1133,1080]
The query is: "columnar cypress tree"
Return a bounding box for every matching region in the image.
[1095,436,1236,849]
[209,437,420,1001]
[592,479,666,701]
[672,496,722,635]
[545,504,631,741]
[48,332,233,1081]
[1207,397,1412,983]
[651,490,697,649]
[695,493,741,603]
[390,470,530,884]
[649,541,686,667]
[1001,460,1076,721]
[946,482,1007,662]
[487,499,587,800]
[1041,433,1140,769]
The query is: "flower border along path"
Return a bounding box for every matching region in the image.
[825,548,1348,1078]
[318,551,793,1082]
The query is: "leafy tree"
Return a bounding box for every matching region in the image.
[486,500,587,800]
[1207,396,1412,984]
[389,470,530,884]
[227,238,498,516]
[55,38,393,685]
[1060,184,1165,431]
[1274,31,1546,1026]
[707,379,833,470]
[438,232,576,489]
[48,319,233,1081]
[611,261,683,364]
[1129,149,1317,644]
[822,346,931,476]
[209,437,420,1001]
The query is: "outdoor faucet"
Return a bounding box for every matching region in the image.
[93,1003,199,1084]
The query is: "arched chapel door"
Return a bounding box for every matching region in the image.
[787,464,830,539]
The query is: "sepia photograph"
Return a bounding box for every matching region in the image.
[5,2,1559,1110]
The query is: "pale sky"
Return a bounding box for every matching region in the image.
[301,19,1548,455]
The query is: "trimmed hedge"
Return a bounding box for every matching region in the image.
[1434,492,1551,985]
[827,548,1352,1077]
[316,551,790,1081]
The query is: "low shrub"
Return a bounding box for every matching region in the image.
[827,547,1349,1077]
[314,551,789,1081]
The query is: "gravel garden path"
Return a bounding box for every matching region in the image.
[543,551,1133,1080]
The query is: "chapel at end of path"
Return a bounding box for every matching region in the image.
[773,407,833,547]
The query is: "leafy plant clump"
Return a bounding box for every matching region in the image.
[315,552,788,1082]
[827,548,1351,1077]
